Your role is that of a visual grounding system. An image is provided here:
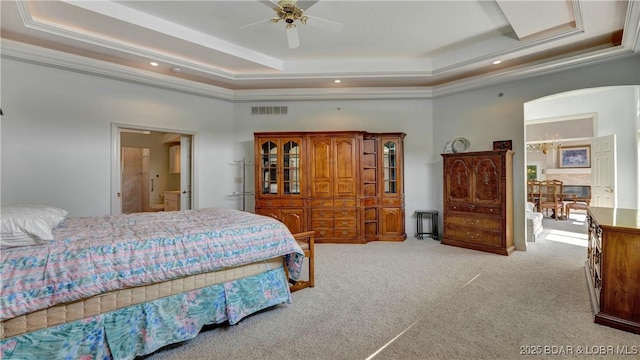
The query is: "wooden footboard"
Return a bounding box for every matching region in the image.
[289,231,315,292]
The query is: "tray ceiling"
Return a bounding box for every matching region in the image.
[1,0,638,100]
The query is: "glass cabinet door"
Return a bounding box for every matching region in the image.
[283,140,301,195]
[258,138,302,196]
[383,141,397,193]
[260,140,278,195]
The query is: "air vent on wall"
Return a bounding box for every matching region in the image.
[251,106,288,115]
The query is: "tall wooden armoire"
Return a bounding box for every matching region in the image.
[441,150,514,255]
[254,131,406,243]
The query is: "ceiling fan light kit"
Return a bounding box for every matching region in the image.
[244,0,342,49]
[272,1,308,28]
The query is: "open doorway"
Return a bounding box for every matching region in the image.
[111,124,195,215]
[524,116,595,247]
[521,86,640,251]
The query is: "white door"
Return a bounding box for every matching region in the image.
[591,134,616,207]
[179,136,192,210]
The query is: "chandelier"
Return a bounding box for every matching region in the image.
[527,141,562,155]
[272,2,308,29]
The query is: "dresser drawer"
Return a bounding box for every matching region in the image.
[381,198,403,206]
[256,199,304,207]
[445,215,501,231]
[314,229,334,239]
[334,228,358,239]
[311,219,334,228]
[311,208,333,219]
[445,225,502,247]
[310,199,333,207]
[448,203,500,215]
[334,199,357,207]
[256,199,281,207]
[335,219,357,228]
[281,199,304,207]
[334,208,356,219]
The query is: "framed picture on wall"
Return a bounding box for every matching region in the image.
[559,145,591,168]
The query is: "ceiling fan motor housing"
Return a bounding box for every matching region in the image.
[276,2,306,25]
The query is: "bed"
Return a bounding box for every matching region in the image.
[0,206,304,359]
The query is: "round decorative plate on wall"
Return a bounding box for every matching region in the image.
[451,137,470,153]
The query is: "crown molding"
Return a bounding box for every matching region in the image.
[2,34,638,102]
[0,39,235,100]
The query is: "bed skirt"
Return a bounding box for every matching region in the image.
[0,257,289,360]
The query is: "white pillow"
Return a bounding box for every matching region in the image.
[1,205,68,248]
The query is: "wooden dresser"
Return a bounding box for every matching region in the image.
[586,207,640,334]
[254,131,406,243]
[441,150,514,255]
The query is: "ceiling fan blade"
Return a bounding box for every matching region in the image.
[259,0,318,10]
[259,0,282,10]
[287,26,300,49]
[240,17,274,29]
[297,1,319,10]
[306,15,343,33]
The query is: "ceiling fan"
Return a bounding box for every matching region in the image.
[242,0,343,49]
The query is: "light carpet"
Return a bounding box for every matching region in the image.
[142,215,638,360]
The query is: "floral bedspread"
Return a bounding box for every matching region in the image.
[1,208,304,320]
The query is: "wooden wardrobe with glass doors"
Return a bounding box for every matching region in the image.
[254,131,406,243]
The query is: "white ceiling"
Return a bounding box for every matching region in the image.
[1,0,639,100]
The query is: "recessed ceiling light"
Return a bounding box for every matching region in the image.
[171,67,182,73]
[334,80,341,83]
[149,62,159,67]
[492,60,502,65]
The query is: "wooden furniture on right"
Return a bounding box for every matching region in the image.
[585,207,640,334]
[442,150,514,255]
